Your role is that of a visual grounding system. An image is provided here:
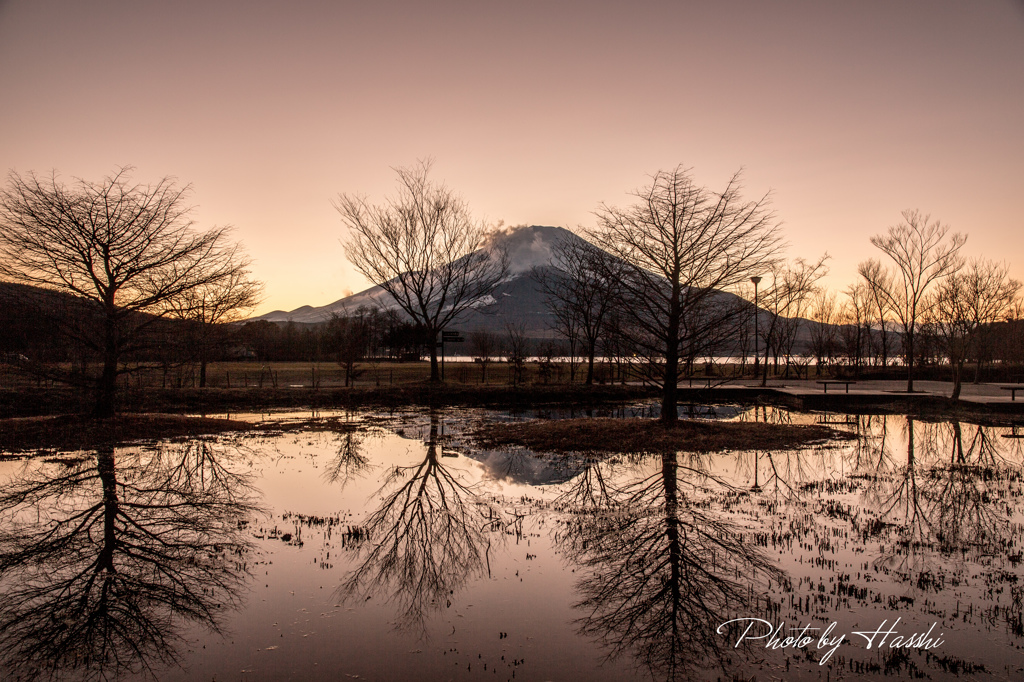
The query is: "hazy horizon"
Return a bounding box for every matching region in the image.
[2,0,1022,316]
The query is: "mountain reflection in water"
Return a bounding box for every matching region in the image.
[0,440,261,681]
[2,408,1024,681]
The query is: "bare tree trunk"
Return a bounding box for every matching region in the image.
[761,338,770,387]
[661,313,680,424]
[905,329,915,392]
[586,340,596,386]
[429,332,441,383]
[950,357,963,400]
[96,315,118,418]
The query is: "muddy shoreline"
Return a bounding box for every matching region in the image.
[474,417,853,454]
[0,384,661,419]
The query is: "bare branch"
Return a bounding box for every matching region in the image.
[336,161,509,382]
[0,168,262,415]
[588,166,785,422]
[858,210,966,391]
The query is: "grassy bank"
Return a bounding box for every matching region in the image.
[0,413,257,454]
[475,417,853,454]
[0,383,661,418]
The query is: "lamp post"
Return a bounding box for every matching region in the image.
[751,276,761,378]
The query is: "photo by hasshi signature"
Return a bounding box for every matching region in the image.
[719,617,946,665]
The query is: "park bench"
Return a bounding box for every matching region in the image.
[683,375,713,388]
[1004,425,1024,439]
[816,414,858,425]
[999,385,1024,401]
[816,380,857,394]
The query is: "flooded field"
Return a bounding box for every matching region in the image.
[2,406,1024,681]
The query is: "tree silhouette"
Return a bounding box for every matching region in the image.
[339,413,503,633]
[0,168,260,415]
[559,451,783,679]
[590,166,783,423]
[859,211,966,392]
[534,237,623,385]
[0,440,261,680]
[337,161,508,382]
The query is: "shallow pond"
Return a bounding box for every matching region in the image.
[2,406,1024,681]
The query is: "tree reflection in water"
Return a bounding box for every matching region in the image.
[322,427,370,489]
[559,451,784,680]
[863,416,1023,575]
[0,440,261,681]
[921,420,1014,555]
[340,412,503,634]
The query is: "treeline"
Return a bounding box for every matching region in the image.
[236,310,431,363]
[804,310,1024,379]
[531,208,1024,401]
[4,165,1024,417]
[0,288,432,378]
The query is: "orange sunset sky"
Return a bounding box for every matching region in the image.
[1,0,1022,316]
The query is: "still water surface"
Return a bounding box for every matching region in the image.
[1,406,1023,681]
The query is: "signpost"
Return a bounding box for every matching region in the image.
[440,330,464,381]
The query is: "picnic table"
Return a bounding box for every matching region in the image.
[816,380,857,394]
[1004,425,1024,439]
[1000,384,1024,401]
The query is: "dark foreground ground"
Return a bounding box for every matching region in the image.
[0,383,659,419]
[4,378,1023,421]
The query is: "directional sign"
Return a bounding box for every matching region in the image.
[442,330,461,338]
[446,336,465,343]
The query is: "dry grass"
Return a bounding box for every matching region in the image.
[2,359,682,391]
[474,417,852,454]
[0,413,255,454]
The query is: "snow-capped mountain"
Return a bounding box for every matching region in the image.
[251,225,583,336]
[250,224,819,350]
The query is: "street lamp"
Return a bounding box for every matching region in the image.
[751,276,761,378]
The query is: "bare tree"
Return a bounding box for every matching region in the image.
[859,210,966,392]
[590,166,783,423]
[756,256,829,384]
[808,289,839,373]
[838,282,872,374]
[336,161,509,382]
[468,329,499,383]
[932,258,1020,399]
[328,308,375,387]
[534,236,622,385]
[859,259,895,367]
[0,168,260,416]
[504,320,529,386]
[600,310,639,385]
[166,246,263,387]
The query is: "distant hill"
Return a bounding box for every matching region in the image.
[251,224,864,356]
[252,225,587,336]
[0,281,95,359]
[0,281,202,362]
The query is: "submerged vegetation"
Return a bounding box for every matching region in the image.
[1,406,1024,680]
